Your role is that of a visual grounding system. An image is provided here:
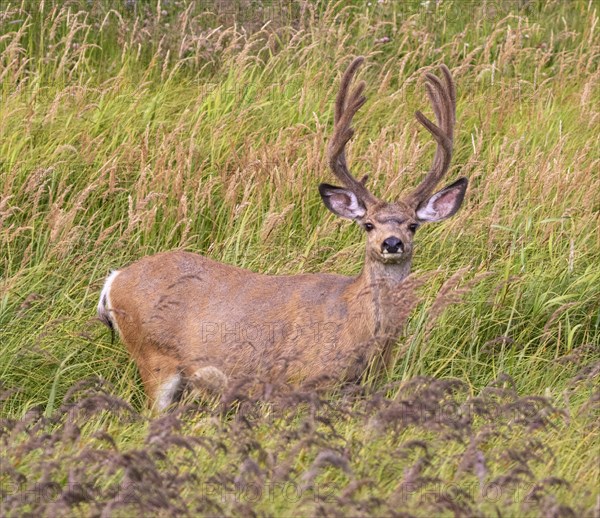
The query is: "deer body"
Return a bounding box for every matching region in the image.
[100,247,410,409]
[98,58,468,411]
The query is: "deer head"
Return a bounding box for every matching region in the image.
[319,57,467,270]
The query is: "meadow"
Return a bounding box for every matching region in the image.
[0,0,598,515]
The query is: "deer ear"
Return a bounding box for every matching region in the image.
[416,177,468,223]
[319,184,366,220]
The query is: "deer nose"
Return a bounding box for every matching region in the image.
[382,237,403,254]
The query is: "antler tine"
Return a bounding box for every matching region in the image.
[334,56,364,124]
[327,56,378,205]
[405,64,456,206]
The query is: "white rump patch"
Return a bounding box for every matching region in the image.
[97,270,120,332]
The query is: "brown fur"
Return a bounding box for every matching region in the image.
[105,249,415,408]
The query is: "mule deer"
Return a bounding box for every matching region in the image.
[98,57,467,411]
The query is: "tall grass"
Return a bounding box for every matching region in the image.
[1,0,598,515]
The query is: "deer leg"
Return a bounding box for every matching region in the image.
[136,352,183,412]
[184,365,228,398]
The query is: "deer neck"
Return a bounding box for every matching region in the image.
[360,254,412,292]
[352,255,412,338]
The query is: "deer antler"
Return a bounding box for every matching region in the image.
[327,56,378,205]
[404,64,456,206]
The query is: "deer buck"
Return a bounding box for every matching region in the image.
[98,57,467,411]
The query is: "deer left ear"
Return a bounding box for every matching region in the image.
[416,177,468,223]
[319,183,366,220]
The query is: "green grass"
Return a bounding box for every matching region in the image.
[0,0,598,516]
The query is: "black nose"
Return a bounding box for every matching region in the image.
[382,237,403,254]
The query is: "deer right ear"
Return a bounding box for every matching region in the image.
[416,177,468,223]
[319,183,366,220]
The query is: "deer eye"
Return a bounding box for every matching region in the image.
[364,222,375,232]
[408,223,418,233]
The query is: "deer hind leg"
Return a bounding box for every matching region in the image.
[184,365,228,399]
[136,352,183,412]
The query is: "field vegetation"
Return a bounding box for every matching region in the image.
[0,0,598,515]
